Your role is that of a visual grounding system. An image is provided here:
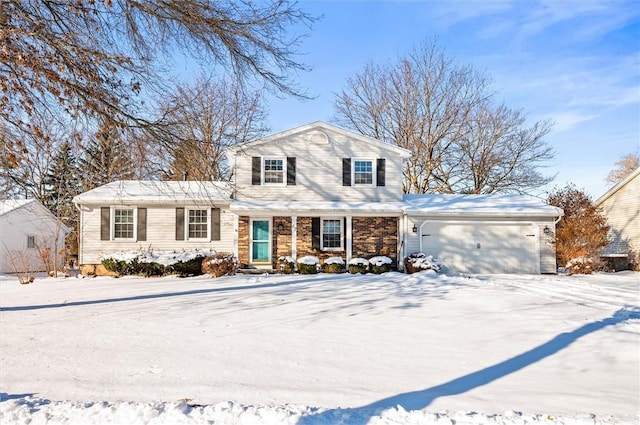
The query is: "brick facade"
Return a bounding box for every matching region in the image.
[239,215,399,269]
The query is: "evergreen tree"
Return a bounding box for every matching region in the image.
[548,184,610,273]
[42,140,83,261]
[79,125,134,190]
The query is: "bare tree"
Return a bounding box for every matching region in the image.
[606,153,639,186]
[334,39,555,194]
[158,76,269,181]
[1,0,315,159]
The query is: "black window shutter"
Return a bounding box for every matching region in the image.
[137,208,147,241]
[100,207,110,241]
[211,208,221,241]
[175,208,185,241]
[342,158,351,186]
[287,157,296,185]
[376,158,386,187]
[252,157,261,185]
[312,217,320,249]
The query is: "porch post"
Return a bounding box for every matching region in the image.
[291,216,297,260]
[346,216,352,264]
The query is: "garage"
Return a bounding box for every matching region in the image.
[419,221,540,274]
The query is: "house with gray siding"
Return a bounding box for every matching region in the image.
[73,121,563,275]
[594,167,640,270]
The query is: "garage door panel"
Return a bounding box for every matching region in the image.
[420,222,538,274]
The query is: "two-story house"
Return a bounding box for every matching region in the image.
[73,121,563,274]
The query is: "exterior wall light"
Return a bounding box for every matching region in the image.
[412,224,418,233]
[543,225,551,235]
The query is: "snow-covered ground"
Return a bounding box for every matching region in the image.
[1,270,638,424]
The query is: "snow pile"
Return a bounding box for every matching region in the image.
[368,256,392,266]
[297,255,319,265]
[1,271,639,425]
[348,257,369,266]
[101,248,216,266]
[324,256,344,265]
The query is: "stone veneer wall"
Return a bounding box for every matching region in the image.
[238,216,249,267]
[352,217,398,266]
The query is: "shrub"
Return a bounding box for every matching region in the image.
[170,255,206,277]
[348,258,369,274]
[369,256,393,274]
[566,256,601,275]
[323,256,345,273]
[202,252,238,277]
[138,261,166,277]
[404,252,442,274]
[101,257,128,275]
[297,255,319,274]
[101,256,165,277]
[276,256,296,274]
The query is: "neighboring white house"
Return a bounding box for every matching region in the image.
[73,121,564,275]
[594,167,640,270]
[0,199,69,273]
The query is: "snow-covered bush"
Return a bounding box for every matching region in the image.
[101,249,215,277]
[369,256,393,274]
[323,256,345,274]
[201,252,238,277]
[404,252,442,274]
[566,257,596,275]
[297,255,319,274]
[276,256,296,274]
[347,258,369,274]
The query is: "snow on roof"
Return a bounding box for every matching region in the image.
[230,200,405,214]
[0,198,36,217]
[73,180,233,205]
[403,193,564,217]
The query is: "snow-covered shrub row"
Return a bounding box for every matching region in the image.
[297,255,319,274]
[323,256,345,273]
[348,257,369,274]
[201,252,238,277]
[101,249,216,277]
[369,256,393,274]
[404,252,442,274]
[276,256,296,274]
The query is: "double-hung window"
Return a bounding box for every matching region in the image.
[26,235,36,249]
[322,218,342,250]
[353,159,374,185]
[263,158,284,184]
[113,208,135,239]
[188,209,208,239]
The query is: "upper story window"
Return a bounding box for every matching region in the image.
[343,158,385,187]
[27,235,36,249]
[113,208,135,239]
[264,158,284,184]
[353,160,373,185]
[188,209,208,239]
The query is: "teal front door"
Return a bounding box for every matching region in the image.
[251,220,270,263]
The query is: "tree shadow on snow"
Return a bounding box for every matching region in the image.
[297,307,640,425]
[0,276,323,312]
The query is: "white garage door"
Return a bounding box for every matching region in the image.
[420,221,539,274]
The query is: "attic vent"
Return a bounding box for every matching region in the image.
[309,131,329,145]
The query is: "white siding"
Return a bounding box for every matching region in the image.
[598,173,640,255]
[78,204,236,265]
[0,203,67,273]
[403,216,558,274]
[233,129,404,202]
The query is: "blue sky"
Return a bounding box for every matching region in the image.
[261,0,639,199]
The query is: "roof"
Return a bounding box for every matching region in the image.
[0,198,71,233]
[594,167,640,207]
[402,193,564,217]
[225,121,412,159]
[73,181,233,205]
[230,200,405,215]
[0,199,35,217]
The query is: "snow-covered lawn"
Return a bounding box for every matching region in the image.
[1,270,638,424]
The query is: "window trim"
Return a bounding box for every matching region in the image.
[352,158,376,187]
[321,217,343,251]
[185,207,210,241]
[262,157,286,186]
[111,207,137,241]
